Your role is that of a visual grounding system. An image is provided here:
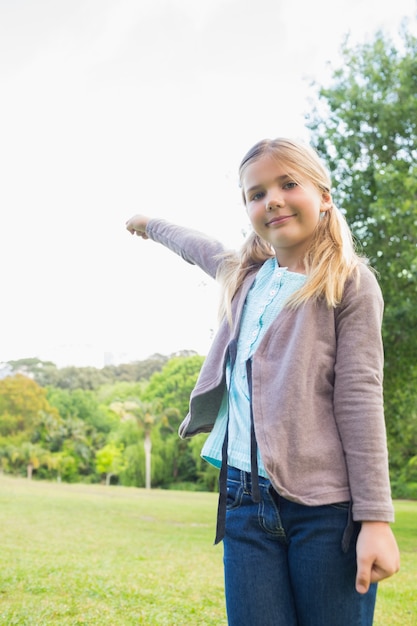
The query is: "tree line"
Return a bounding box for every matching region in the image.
[1,22,416,497]
[0,353,219,491]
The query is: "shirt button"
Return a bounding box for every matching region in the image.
[270,289,276,295]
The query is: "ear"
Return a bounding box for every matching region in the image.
[320,191,333,212]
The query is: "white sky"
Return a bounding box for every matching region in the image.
[1,0,416,368]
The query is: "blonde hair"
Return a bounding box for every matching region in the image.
[217,138,363,323]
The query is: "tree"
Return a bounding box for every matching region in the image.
[95,443,125,485]
[110,399,162,489]
[46,387,117,436]
[307,22,417,479]
[142,355,205,418]
[0,375,60,445]
[6,355,169,389]
[142,355,206,485]
[44,451,74,482]
[94,381,146,405]
[18,442,47,479]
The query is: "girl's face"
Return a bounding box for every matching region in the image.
[242,155,332,272]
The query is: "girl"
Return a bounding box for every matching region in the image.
[126,138,399,625]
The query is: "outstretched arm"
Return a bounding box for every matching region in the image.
[355,521,400,593]
[125,214,231,280]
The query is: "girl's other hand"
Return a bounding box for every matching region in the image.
[355,521,400,594]
[126,214,150,239]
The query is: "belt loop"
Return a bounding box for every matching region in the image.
[341,502,354,553]
[241,469,247,492]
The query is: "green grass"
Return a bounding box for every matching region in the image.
[0,476,225,625]
[0,477,415,625]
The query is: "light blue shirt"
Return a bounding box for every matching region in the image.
[201,257,306,476]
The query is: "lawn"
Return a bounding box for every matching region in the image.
[0,476,415,625]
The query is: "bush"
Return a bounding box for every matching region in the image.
[391,481,417,500]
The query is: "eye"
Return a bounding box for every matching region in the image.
[283,181,297,190]
[251,190,265,201]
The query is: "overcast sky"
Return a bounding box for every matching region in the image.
[1,0,416,368]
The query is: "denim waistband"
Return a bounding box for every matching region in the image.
[227,465,271,490]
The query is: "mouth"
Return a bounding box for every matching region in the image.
[265,214,295,226]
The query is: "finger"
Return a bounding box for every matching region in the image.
[369,562,399,584]
[355,566,371,594]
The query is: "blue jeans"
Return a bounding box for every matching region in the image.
[223,467,377,626]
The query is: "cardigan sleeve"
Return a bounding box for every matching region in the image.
[146,218,231,280]
[333,264,394,522]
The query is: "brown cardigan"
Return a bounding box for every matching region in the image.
[146,218,394,523]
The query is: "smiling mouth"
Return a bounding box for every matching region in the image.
[266,214,295,226]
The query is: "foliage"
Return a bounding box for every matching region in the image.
[5,353,184,389]
[0,375,62,479]
[94,380,146,404]
[307,22,417,479]
[0,354,212,488]
[110,399,163,489]
[95,443,125,485]
[0,350,204,488]
[188,433,220,491]
[46,386,117,435]
[142,355,207,487]
[0,374,60,442]
[143,354,205,417]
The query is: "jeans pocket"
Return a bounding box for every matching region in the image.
[226,478,244,510]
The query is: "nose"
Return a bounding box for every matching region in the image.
[266,189,284,211]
